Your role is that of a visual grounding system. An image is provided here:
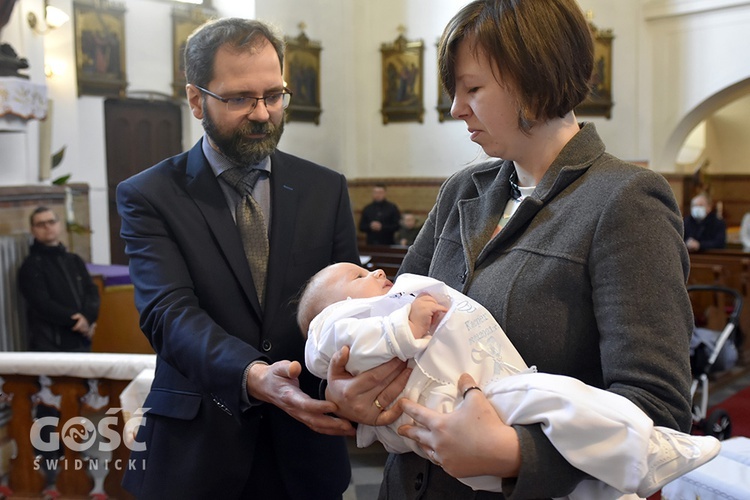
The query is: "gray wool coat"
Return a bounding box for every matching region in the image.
[384,123,694,500]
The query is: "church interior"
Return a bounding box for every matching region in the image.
[2,0,750,498]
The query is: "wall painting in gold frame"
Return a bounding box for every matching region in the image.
[171,4,215,98]
[284,24,322,125]
[381,29,424,124]
[576,20,615,119]
[74,0,127,97]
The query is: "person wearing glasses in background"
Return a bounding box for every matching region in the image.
[116,18,360,499]
[18,206,99,352]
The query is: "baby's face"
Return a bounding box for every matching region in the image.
[324,263,393,300]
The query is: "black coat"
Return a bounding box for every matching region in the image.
[359,200,401,245]
[18,241,99,351]
[684,211,727,250]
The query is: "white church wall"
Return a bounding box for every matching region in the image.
[644,0,750,171]
[258,0,645,179]
[3,0,750,262]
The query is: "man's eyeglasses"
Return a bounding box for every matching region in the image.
[193,85,293,114]
[32,219,59,228]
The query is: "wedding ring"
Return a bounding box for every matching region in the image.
[462,386,482,399]
[374,398,385,411]
[430,449,441,466]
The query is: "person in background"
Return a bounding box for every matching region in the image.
[359,184,402,245]
[324,0,695,498]
[18,206,99,352]
[740,211,750,252]
[684,191,726,251]
[116,18,360,499]
[394,212,422,246]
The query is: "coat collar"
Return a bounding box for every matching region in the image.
[460,122,606,268]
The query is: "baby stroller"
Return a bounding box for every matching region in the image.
[688,284,743,441]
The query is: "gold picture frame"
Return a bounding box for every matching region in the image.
[171,5,214,99]
[73,0,127,97]
[576,22,615,119]
[284,26,322,125]
[380,31,424,124]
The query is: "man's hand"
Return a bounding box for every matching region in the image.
[325,346,410,426]
[686,237,700,251]
[71,313,91,335]
[370,221,383,232]
[84,322,96,340]
[246,360,355,437]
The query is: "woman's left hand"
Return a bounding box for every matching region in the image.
[398,373,521,480]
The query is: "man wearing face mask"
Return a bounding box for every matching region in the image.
[684,192,726,251]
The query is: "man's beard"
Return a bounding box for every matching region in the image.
[203,105,284,166]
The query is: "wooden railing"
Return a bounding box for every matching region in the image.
[0,353,154,499]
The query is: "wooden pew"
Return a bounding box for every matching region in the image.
[86,265,153,355]
[358,245,409,281]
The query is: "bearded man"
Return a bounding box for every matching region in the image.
[116,18,362,499]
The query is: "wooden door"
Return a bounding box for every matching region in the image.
[105,98,182,264]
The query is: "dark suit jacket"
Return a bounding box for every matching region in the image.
[116,140,359,499]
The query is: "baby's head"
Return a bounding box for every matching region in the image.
[297,262,394,336]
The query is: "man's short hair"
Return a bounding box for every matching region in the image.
[185,18,285,89]
[29,206,56,226]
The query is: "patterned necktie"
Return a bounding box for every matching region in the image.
[221,167,269,308]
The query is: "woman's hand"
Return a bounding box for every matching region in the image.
[398,373,521,480]
[326,346,411,426]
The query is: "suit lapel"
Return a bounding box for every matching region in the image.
[264,151,298,322]
[184,140,263,318]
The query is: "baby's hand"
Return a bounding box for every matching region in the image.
[408,294,448,339]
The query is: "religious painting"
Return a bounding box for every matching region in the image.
[576,22,615,119]
[171,4,214,98]
[380,32,424,124]
[74,0,127,97]
[284,26,322,125]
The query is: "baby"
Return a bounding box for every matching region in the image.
[298,263,721,499]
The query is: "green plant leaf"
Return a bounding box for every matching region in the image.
[52,174,71,185]
[51,147,66,169]
[67,222,93,235]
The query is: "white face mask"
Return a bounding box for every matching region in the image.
[691,206,707,221]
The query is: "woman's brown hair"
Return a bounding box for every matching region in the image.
[438,0,594,131]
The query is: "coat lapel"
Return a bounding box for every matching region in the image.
[469,123,607,268]
[184,140,263,318]
[263,151,299,323]
[457,163,509,269]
